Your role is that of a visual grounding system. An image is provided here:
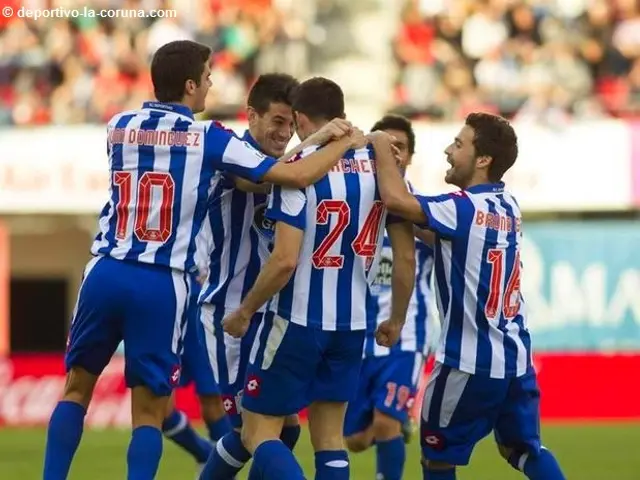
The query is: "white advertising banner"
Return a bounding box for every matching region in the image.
[0,120,634,213]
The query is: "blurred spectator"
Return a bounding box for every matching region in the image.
[391,0,640,123]
[0,0,309,125]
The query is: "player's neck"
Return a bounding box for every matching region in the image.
[300,120,328,142]
[462,173,492,190]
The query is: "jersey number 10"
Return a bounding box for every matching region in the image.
[113,171,175,242]
[312,200,385,269]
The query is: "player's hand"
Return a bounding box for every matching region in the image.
[375,318,404,348]
[366,130,396,145]
[347,127,368,150]
[222,309,252,338]
[313,118,353,144]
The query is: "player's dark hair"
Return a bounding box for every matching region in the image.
[151,40,211,103]
[247,73,300,115]
[465,112,518,182]
[292,77,345,122]
[371,114,416,155]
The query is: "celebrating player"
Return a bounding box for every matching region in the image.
[373,112,566,480]
[344,115,437,480]
[221,78,417,480]
[43,40,356,480]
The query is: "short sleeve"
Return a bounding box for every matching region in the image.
[266,185,307,231]
[203,122,277,183]
[415,191,473,239]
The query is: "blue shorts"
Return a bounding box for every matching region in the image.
[242,313,365,417]
[200,303,262,428]
[344,351,424,437]
[178,284,219,396]
[65,256,189,397]
[420,362,541,466]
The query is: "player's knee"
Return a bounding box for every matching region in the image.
[62,367,99,408]
[198,394,226,422]
[497,443,514,461]
[344,434,370,453]
[283,413,299,427]
[372,410,402,441]
[131,385,170,428]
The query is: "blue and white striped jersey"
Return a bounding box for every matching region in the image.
[91,102,277,273]
[198,131,271,311]
[266,145,390,331]
[416,182,532,378]
[364,236,435,357]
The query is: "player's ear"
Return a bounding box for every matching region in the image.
[247,106,259,126]
[476,155,492,172]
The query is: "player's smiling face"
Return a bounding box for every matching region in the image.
[444,125,477,189]
[249,102,294,157]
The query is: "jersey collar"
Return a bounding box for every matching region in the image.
[465,182,505,194]
[242,130,264,153]
[142,101,194,119]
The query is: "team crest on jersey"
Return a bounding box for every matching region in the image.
[253,202,275,245]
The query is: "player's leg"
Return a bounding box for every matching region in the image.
[281,413,302,451]
[420,363,508,479]
[494,369,566,480]
[240,315,314,480]
[369,352,424,480]
[123,264,190,480]
[343,358,376,453]
[44,257,121,480]
[198,307,262,479]
[162,300,218,469]
[308,329,366,480]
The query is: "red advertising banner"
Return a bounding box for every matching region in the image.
[0,353,638,428]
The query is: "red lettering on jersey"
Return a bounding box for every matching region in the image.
[475,211,485,225]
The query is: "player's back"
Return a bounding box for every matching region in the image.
[91,102,215,272]
[268,145,387,331]
[420,183,531,378]
[365,236,435,356]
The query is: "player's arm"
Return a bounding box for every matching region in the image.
[387,220,416,327]
[236,187,306,317]
[369,132,426,224]
[414,226,435,246]
[232,176,272,194]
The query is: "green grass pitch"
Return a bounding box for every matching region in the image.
[2,423,638,479]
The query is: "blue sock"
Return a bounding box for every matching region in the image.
[127,425,163,480]
[252,440,305,480]
[376,436,405,480]
[421,464,456,479]
[280,424,301,451]
[199,430,250,479]
[206,416,232,442]
[43,401,86,480]
[509,447,566,480]
[162,410,212,464]
[315,450,349,480]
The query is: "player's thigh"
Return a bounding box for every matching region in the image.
[343,357,376,438]
[123,264,189,398]
[242,314,320,417]
[180,301,220,396]
[372,351,424,425]
[494,369,542,455]
[310,329,365,404]
[420,363,510,466]
[65,257,123,377]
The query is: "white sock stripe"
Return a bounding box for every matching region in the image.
[216,439,246,469]
[163,411,188,437]
[518,452,529,471]
[324,460,349,468]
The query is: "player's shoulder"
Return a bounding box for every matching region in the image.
[344,144,374,159]
[107,108,142,128]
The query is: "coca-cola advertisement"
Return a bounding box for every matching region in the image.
[1,353,639,427]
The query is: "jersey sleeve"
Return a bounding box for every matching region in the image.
[203,122,277,183]
[265,185,307,231]
[415,191,473,239]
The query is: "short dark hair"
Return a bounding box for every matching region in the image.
[292,77,345,121]
[371,114,416,154]
[465,112,518,182]
[247,74,300,115]
[151,40,211,103]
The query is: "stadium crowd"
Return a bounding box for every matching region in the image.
[391,0,640,123]
[0,0,308,126]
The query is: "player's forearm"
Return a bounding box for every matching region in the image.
[233,176,272,194]
[239,257,295,316]
[414,226,435,246]
[374,139,413,213]
[390,255,416,322]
